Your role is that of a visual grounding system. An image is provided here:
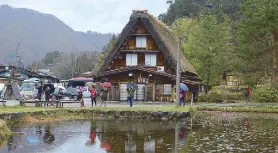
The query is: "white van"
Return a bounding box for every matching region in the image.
[20,78,40,100]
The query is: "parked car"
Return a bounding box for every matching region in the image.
[20,79,39,100]
[62,87,82,101]
[62,78,94,101]
[67,78,94,88]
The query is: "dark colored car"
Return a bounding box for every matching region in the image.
[62,87,82,101]
[62,78,94,101]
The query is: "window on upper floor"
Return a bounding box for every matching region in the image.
[136,36,147,48]
[126,53,138,66]
[145,54,157,66]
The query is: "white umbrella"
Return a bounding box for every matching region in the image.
[56,86,65,90]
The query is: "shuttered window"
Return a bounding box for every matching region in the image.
[145,54,157,66]
[136,36,147,48]
[126,53,138,66]
[156,84,172,95]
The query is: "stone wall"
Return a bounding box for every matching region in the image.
[0,110,191,122]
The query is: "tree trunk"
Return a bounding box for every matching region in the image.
[206,69,210,94]
[271,30,278,88]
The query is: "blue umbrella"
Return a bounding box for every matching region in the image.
[126,82,138,89]
[180,83,188,92]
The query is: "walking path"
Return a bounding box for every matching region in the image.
[1,97,278,108]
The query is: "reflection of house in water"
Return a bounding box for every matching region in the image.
[96,120,188,153]
[144,139,155,153]
[1,121,189,153]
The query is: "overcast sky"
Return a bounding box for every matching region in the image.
[0,0,169,33]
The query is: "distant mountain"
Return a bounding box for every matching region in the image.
[0,5,112,64]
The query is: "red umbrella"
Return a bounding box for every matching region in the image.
[100,82,112,88]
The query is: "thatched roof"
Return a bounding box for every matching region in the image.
[97,10,197,75]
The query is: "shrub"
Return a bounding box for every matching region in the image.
[198,86,245,103]
[198,91,244,103]
[253,86,278,103]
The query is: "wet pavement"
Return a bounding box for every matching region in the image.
[2,97,278,108]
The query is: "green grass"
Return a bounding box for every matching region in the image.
[1,104,278,114]
[0,106,58,113]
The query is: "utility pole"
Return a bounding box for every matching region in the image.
[16,42,21,68]
[71,53,76,78]
[176,38,181,106]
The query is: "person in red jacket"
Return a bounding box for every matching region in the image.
[90,86,97,107]
[179,90,186,106]
[244,86,251,103]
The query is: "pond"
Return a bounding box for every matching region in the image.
[1,112,278,153]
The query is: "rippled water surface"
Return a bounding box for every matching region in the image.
[1,112,278,153]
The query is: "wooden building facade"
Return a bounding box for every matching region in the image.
[94,10,200,102]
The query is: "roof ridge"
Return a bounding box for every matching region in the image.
[132,10,148,14]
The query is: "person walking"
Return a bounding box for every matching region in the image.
[36,83,43,101]
[179,90,186,106]
[57,88,63,101]
[244,86,251,103]
[90,86,97,107]
[100,87,108,107]
[127,86,135,107]
[44,86,51,107]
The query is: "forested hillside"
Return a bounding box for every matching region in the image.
[0,5,112,64]
[159,0,278,91]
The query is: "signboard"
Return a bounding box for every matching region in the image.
[83,97,92,107]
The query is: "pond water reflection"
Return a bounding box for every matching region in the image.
[1,112,278,153]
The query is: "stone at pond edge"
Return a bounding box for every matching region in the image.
[151,112,163,118]
[0,110,191,121]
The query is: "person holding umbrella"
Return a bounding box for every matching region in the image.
[180,83,188,106]
[100,80,112,107]
[126,82,137,107]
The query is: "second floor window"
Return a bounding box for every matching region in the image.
[136,36,147,48]
[145,54,157,66]
[126,53,138,66]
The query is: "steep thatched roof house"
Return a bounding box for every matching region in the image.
[93,10,200,102]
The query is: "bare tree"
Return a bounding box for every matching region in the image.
[51,51,100,79]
